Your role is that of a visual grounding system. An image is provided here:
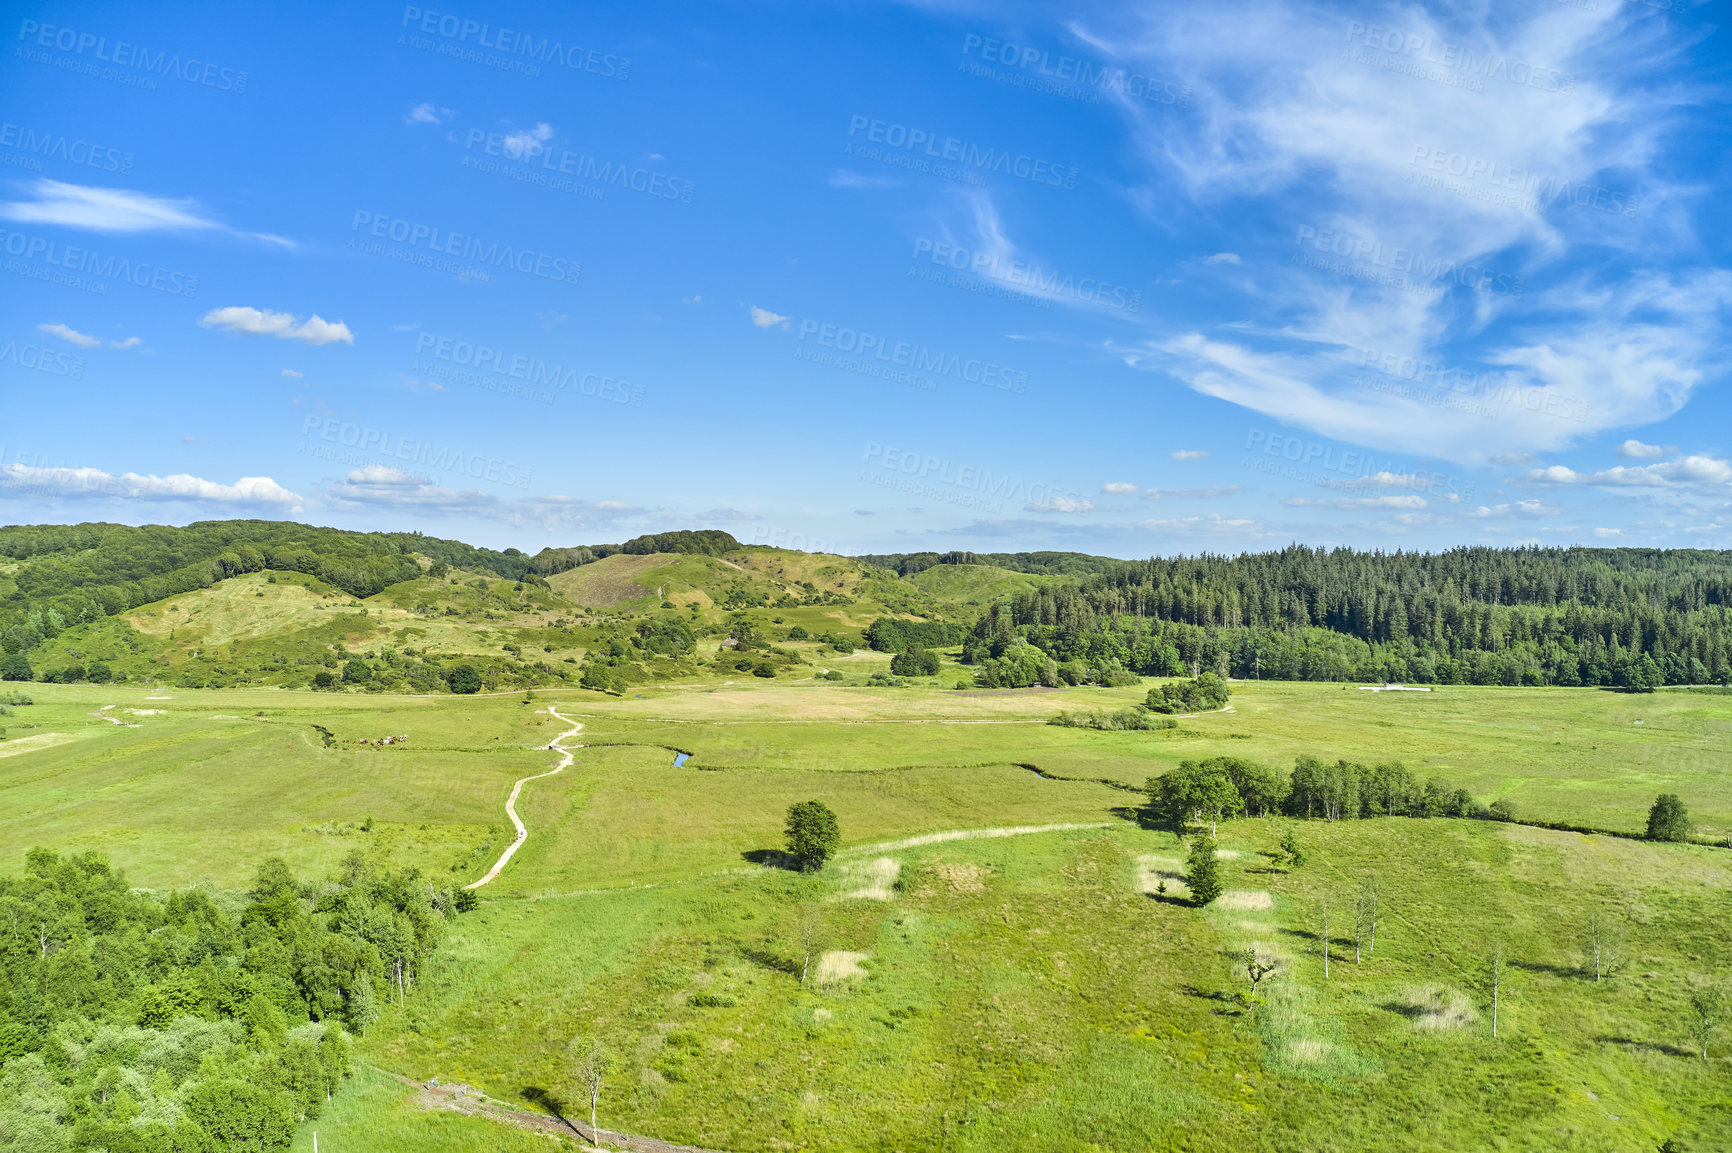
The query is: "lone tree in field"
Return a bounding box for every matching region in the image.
[574,1037,611,1139]
[1230,946,1278,1012]
[1488,943,1506,1040]
[795,900,827,985]
[1278,827,1306,869]
[1585,908,1626,983]
[1646,794,1690,842]
[1185,834,1223,906]
[1355,877,1378,963]
[1688,981,1724,1059]
[785,800,841,871]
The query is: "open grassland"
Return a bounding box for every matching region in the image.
[4,676,1732,1149]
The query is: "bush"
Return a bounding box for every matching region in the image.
[1647,793,1689,842]
[787,625,809,640]
[890,647,941,676]
[1,652,34,682]
[823,670,845,681]
[752,662,777,678]
[1049,708,1174,731]
[1146,672,1231,714]
[311,670,337,690]
[343,658,372,684]
[447,664,483,694]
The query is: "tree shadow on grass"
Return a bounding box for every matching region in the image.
[1509,958,1583,979]
[1595,1035,1696,1058]
[520,1086,573,1124]
[739,946,798,976]
[742,849,802,870]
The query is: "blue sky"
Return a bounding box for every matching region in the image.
[1,0,1727,556]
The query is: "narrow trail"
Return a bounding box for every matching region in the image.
[465,706,583,890]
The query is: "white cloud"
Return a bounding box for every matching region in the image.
[1082,3,1727,463]
[1025,496,1094,514]
[1491,452,1537,465]
[0,463,301,509]
[111,336,143,350]
[1170,449,1208,461]
[1205,252,1240,264]
[1283,494,1428,510]
[2,180,218,233]
[37,323,99,348]
[1616,438,1671,459]
[281,368,303,378]
[749,306,791,329]
[406,103,454,125]
[1593,527,1622,537]
[200,307,355,346]
[1526,456,1732,488]
[502,123,554,159]
[1144,485,1244,499]
[537,310,568,330]
[1101,482,1140,494]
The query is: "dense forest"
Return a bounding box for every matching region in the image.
[0,849,459,1152]
[963,546,1732,687]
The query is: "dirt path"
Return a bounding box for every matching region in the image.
[90,705,140,728]
[844,821,1112,855]
[382,1067,731,1152]
[465,706,583,890]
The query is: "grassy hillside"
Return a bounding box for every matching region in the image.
[4,677,1727,1150]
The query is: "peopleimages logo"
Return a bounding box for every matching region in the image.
[794,319,1028,394]
[910,238,1141,312]
[0,121,133,174]
[0,338,83,378]
[845,115,1078,190]
[15,19,249,92]
[461,130,694,203]
[0,226,199,297]
[1294,224,1525,296]
[350,211,580,285]
[413,332,644,406]
[299,416,533,489]
[398,7,630,79]
[959,33,1191,107]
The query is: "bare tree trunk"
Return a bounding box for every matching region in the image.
[1321,901,1330,979]
[1490,945,1504,1040]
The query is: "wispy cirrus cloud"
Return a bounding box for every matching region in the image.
[0,179,291,246]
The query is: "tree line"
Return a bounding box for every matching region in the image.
[967,545,1732,687]
[0,848,464,1152]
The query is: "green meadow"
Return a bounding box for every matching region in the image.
[3,673,1730,1149]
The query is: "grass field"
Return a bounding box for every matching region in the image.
[4,674,1730,1150]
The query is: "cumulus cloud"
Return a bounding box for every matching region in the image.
[37,323,99,348]
[1101,481,1140,494]
[281,368,303,378]
[749,306,791,329]
[502,122,554,158]
[0,463,301,509]
[1025,496,1095,514]
[1526,456,1732,488]
[1144,485,1244,499]
[111,336,143,350]
[1205,252,1240,264]
[406,103,454,125]
[1616,438,1672,459]
[1282,494,1428,510]
[200,307,354,346]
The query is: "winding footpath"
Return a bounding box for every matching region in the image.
[464,706,584,890]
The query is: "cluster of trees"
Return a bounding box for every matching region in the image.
[0,848,463,1151]
[865,618,970,653]
[1149,755,1504,835]
[964,546,1732,687]
[1145,672,1231,714]
[1047,707,1175,731]
[889,648,941,676]
[857,550,1120,577]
